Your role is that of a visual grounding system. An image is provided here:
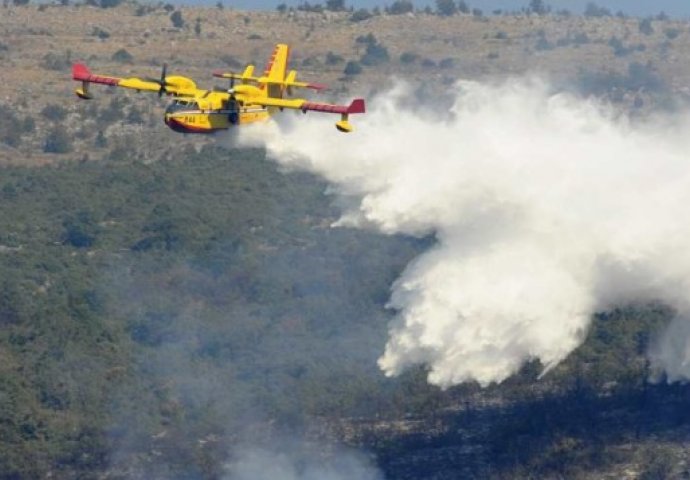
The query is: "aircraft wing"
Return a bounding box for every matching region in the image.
[243,96,366,132]
[72,63,198,99]
[244,96,366,115]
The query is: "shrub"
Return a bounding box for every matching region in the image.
[95,130,107,148]
[170,10,184,28]
[21,116,35,134]
[584,2,611,17]
[62,211,99,248]
[400,51,418,64]
[41,51,71,71]
[126,107,144,124]
[360,39,389,66]
[297,2,323,12]
[639,17,654,35]
[457,0,469,13]
[44,126,72,154]
[325,51,344,65]
[528,0,549,15]
[91,26,110,39]
[343,61,362,75]
[435,0,456,16]
[664,28,680,40]
[325,0,345,11]
[356,33,377,46]
[111,48,133,63]
[41,104,68,121]
[98,0,121,8]
[386,0,413,14]
[350,8,372,22]
[439,57,454,68]
[135,4,155,15]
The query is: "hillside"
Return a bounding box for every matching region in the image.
[3,3,690,480]
[3,4,690,164]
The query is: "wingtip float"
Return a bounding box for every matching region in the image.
[71,44,366,134]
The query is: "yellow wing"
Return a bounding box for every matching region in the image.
[241,95,366,133]
[72,63,200,99]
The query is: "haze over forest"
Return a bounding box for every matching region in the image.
[216,0,690,17]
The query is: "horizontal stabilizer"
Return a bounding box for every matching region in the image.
[212,69,327,91]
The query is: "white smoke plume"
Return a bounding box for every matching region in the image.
[237,79,690,387]
[224,441,383,480]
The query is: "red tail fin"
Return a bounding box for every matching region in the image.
[72,63,91,81]
[347,99,366,114]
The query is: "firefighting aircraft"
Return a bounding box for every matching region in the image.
[72,44,365,133]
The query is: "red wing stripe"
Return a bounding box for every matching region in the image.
[82,74,119,86]
[301,102,349,114]
[72,64,119,86]
[301,98,366,115]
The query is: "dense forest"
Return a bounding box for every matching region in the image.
[1,145,689,479]
[0,146,434,478]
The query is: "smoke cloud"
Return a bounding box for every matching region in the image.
[224,440,383,480]
[237,79,690,387]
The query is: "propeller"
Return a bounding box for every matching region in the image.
[145,63,170,97]
[158,63,168,97]
[226,74,237,102]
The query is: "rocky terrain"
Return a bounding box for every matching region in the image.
[2,3,690,165]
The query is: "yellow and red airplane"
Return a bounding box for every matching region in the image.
[72,44,365,133]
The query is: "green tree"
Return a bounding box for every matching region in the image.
[43,126,72,153]
[95,130,107,148]
[111,48,133,63]
[584,2,611,17]
[41,104,68,121]
[326,0,345,11]
[387,0,413,14]
[436,0,456,16]
[528,0,549,14]
[62,211,100,248]
[325,51,344,65]
[360,39,389,66]
[639,17,654,35]
[343,60,362,75]
[98,0,122,8]
[350,8,372,21]
[400,51,418,64]
[170,10,185,28]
